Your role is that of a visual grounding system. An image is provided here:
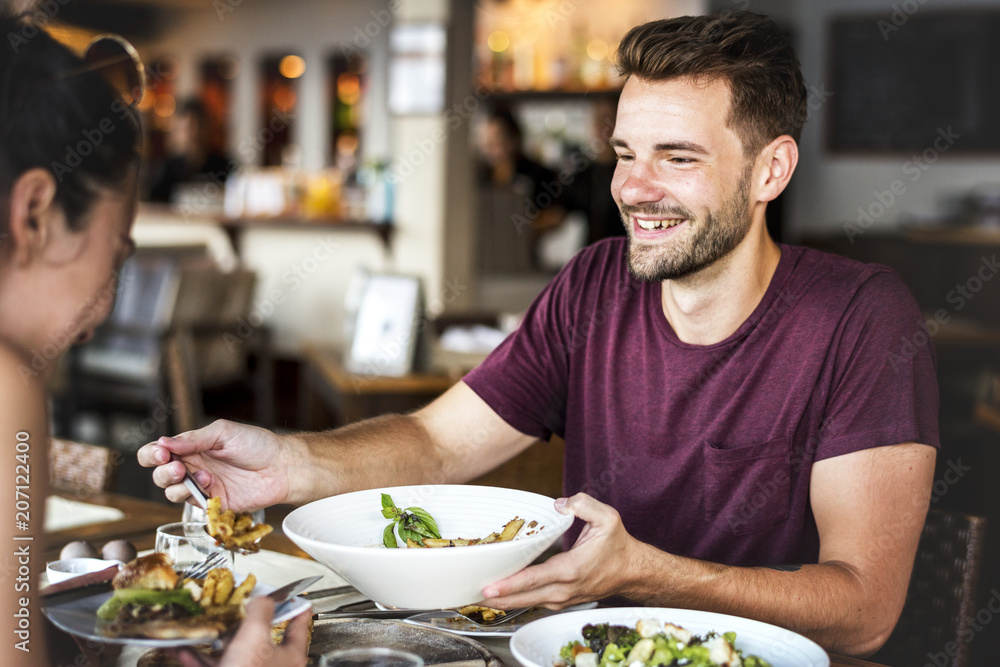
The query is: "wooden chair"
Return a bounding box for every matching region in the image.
[872,509,987,667]
[49,438,119,494]
[163,328,204,434]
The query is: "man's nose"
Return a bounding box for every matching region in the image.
[615,161,665,207]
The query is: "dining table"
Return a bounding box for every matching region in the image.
[43,490,890,667]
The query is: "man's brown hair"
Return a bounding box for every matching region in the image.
[616,12,807,158]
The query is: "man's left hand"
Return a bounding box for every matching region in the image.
[480,492,642,609]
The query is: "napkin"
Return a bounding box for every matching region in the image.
[44,495,126,532]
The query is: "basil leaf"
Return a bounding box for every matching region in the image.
[398,525,424,546]
[406,508,441,538]
[406,518,437,539]
[383,522,398,549]
[381,494,400,519]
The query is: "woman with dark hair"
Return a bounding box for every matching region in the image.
[0,12,307,666]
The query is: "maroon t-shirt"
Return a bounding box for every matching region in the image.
[464,240,939,569]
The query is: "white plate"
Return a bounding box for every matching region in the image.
[510,607,829,667]
[42,579,311,648]
[402,602,599,637]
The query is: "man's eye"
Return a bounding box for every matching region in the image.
[615,154,633,162]
[670,157,694,164]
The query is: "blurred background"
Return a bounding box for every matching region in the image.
[28,1,1000,663]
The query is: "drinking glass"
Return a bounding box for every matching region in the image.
[320,648,424,667]
[154,521,233,571]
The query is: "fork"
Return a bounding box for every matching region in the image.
[180,551,228,579]
[176,456,210,509]
[176,458,268,556]
[456,605,533,626]
[315,604,535,627]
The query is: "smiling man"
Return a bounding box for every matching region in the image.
[140,12,938,659]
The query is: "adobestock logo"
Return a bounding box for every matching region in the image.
[844,126,960,244]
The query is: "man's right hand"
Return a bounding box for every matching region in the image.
[137,419,296,511]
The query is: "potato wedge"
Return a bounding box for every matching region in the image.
[212,568,234,606]
[422,538,476,547]
[228,572,256,606]
[497,518,525,542]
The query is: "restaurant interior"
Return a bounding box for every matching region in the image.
[33,0,1000,665]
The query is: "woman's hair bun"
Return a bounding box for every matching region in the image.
[0,9,141,231]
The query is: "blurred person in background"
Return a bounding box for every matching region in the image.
[563,96,626,246]
[0,11,306,666]
[147,98,234,204]
[477,106,566,273]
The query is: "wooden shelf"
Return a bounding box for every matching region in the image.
[137,204,395,253]
[218,216,394,252]
[484,88,621,102]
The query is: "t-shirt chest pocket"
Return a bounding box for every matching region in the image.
[702,437,791,536]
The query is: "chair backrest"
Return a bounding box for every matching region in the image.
[49,439,119,494]
[163,328,205,434]
[872,509,987,667]
[173,267,258,387]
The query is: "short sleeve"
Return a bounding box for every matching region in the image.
[463,265,580,440]
[814,270,940,460]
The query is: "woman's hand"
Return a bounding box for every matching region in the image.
[170,597,310,667]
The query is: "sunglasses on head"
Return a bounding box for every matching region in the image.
[58,34,147,107]
[2,32,146,137]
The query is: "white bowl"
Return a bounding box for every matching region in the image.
[46,558,122,584]
[510,607,829,667]
[283,484,573,609]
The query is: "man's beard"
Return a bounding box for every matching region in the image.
[622,167,753,282]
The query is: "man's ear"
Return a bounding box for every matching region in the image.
[7,168,60,267]
[754,136,798,204]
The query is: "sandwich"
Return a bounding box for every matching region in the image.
[97,553,252,640]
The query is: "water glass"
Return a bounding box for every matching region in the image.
[155,521,232,572]
[320,648,424,667]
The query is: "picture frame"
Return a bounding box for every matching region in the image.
[388,23,446,115]
[345,272,426,378]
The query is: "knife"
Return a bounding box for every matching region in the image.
[201,574,323,654]
[264,574,323,613]
[300,584,358,600]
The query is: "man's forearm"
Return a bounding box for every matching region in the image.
[623,542,895,656]
[280,414,450,504]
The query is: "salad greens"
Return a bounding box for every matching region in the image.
[380,493,442,548]
[558,620,772,667]
[95,588,203,621]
